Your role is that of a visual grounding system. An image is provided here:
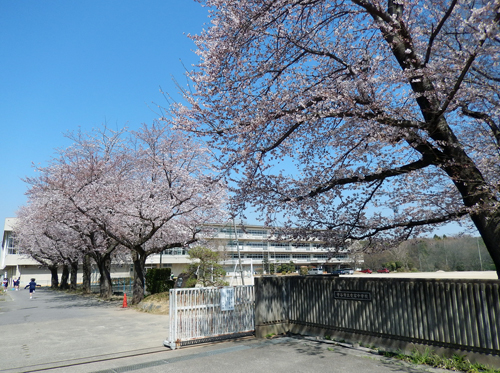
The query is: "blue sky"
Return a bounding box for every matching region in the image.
[0,0,211,225]
[0,1,474,237]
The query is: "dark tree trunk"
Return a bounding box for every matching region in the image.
[92,252,113,300]
[131,249,147,305]
[82,254,91,294]
[49,265,59,288]
[438,155,500,279]
[60,264,70,290]
[70,260,79,291]
[469,211,500,278]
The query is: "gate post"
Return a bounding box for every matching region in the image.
[163,288,178,349]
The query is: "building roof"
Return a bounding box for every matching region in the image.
[4,218,16,232]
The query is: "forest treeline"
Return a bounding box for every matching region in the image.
[363,236,495,272]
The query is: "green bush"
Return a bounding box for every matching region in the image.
[277,261,296,274]
[145,268,174,295]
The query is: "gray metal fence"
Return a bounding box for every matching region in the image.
[90,278,133,295]
[255,276,500,356]
[164,286,255,349]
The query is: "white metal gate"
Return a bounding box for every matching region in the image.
[164,286,255,349]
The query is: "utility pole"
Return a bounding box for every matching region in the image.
[477,237,483,271]
[233,219,245,285]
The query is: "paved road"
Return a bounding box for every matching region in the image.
[0,288,449,373]
[0,288,168,372]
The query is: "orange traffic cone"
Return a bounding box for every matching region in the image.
[122,293,128,308]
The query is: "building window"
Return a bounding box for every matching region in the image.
[272,254,291,260]
[329,254,349,260]
[292,254,310,259]
[270,242,290,248]
[162,248,187,255]
[6,233,18,255]
[245,241,265,248]
[218,228,244,237]
[292,243,309,248]
[246,254,263,259]
[246,229,268,237]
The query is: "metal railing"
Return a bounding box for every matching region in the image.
[90,277,133,295]
[164,286,255,349]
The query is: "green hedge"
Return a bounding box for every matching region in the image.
[145,268,174,294]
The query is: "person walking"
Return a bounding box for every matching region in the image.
[14,277,20,291]
[2,277,8,292]
[24,278,38,299]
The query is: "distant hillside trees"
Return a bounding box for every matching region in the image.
[363,236,495,272]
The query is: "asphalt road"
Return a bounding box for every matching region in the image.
[0,288,167,372]
[0,287,450,373]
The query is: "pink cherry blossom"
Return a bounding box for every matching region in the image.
[165,0,500,277]
[19,123,227,303]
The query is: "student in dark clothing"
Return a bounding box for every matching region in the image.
[24,278,39,299]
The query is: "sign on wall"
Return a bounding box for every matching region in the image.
[333,290,372,301]
[220,287,235,311]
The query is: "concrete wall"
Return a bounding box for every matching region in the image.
[255,276,500,367]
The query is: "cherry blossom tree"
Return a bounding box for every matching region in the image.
[167,0,500,276]
[66,222,122,299]
[15,202,76,289]
[20,169,123,297]
[32,124,226,303]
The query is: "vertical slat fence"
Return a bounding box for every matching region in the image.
[165,286,255,349]
[255,276,500,355]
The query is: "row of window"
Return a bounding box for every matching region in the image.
[161,248,188,255]
[228,253,349,260]
[226,241,332,249]
[217,228,268,237]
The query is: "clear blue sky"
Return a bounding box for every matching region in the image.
[0,1,474,237]
[0,0,211,225]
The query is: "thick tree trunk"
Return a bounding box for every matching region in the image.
[49,265,59,288]
[469,211,500,279]
[70,260,78,290]
[82,254,91,294]
[438,152,500,279]
[93,252,112,300]
[131,249,147,305]
[60,264,70,289]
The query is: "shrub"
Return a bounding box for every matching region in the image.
[145,268,174,295]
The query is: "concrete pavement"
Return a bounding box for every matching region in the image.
[0,287,167,372]
[0,287,450,373]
